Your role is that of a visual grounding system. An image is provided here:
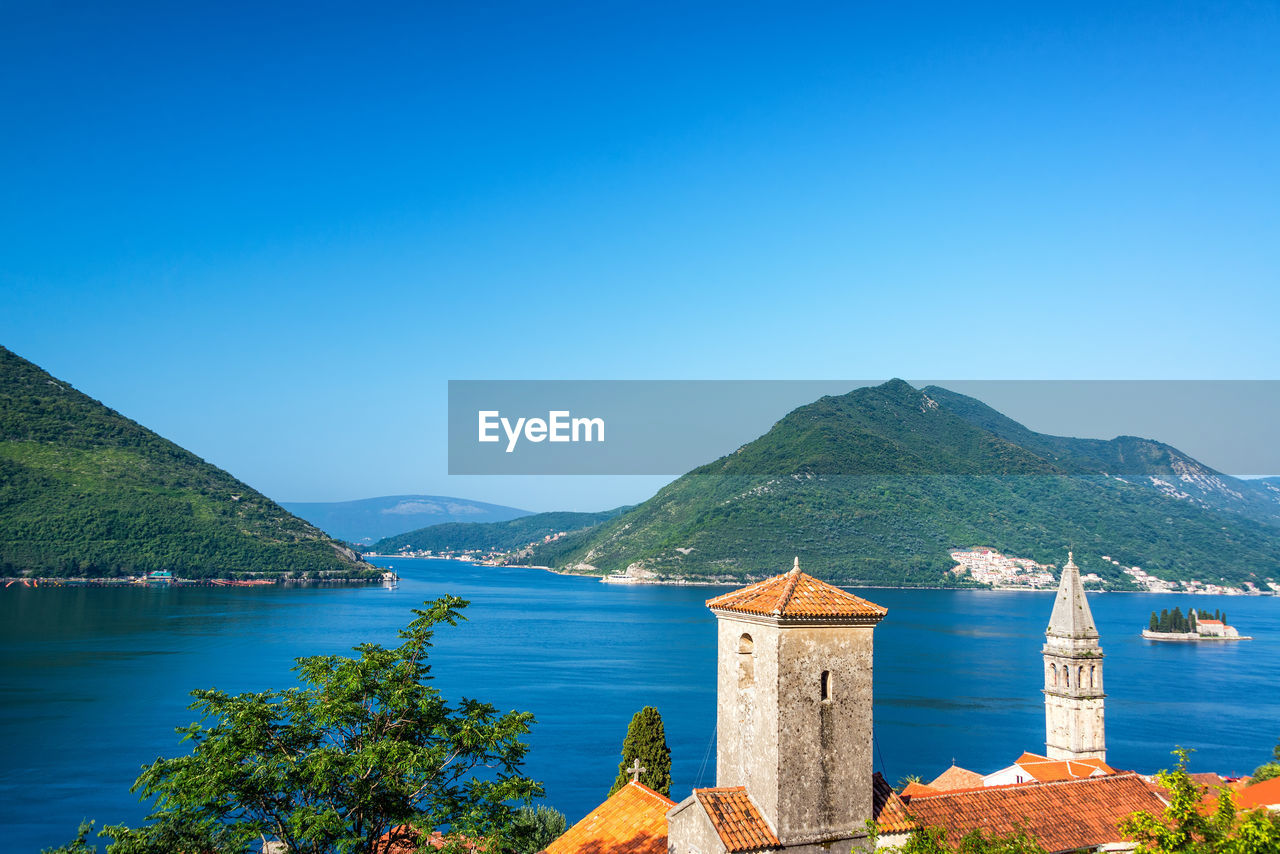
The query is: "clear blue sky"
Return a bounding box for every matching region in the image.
[2,2,1277,510]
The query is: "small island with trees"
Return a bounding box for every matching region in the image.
[1142,607,1251,642]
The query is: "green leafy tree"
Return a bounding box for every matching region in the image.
[71,597,542,854]
[1250,740,1280,784]
[510,805,568,854]
[1120,747,1280,854]
[608,706,673,797]
[40,821,98,854]
[878,824,1047,853]
[1150,612,1159,632]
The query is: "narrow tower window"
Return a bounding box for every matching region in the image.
[1063,668,1070,688]
[1050,664,1058,686]
[1078,665,1085,688]
[738,633,754,654]
[820,670,832,702]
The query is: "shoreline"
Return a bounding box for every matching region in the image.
[490,563,1277,595]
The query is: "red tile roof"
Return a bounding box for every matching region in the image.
[376,828,480,854]
[546,782,675,854]
[873,773,920,833]
[693,787,781,852]
[905,773,1167,853]
[705,560,887,621]
[902,781,944,797]
[1233,776,1280,811]
[1010,752,1114,783]
[929,765,985,791]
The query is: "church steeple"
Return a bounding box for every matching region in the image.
[1047,552,1099,641]
[1043,551,1106,761]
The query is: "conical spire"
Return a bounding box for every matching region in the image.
[1046,551,1098,639]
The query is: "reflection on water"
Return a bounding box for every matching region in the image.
[3,559,1278,851]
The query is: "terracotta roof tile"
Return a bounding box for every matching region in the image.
[929,765,985,791]
[1233,776,1280,810]
[706,560,887,621]
[694,787,781,852]
[905,773,1167,853]
[902,781,944,797]
[546,782,675,854]
[1007,752,1114,783]
[873,773,920,833]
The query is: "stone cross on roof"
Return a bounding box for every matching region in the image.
[627,758,646,782]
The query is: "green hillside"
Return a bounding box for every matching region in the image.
[524,381,1280,588]
[0,346,375,579]
[372,507,632,555]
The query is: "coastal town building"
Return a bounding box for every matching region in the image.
[1042,553,1106,762]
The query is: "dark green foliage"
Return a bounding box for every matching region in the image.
[883,824,1047,853]
[88,597,541,854]
[510,805,568,854]
[526,382,1280,587]
[1148,607,1225,634]
[1119,747,1280,853]
[1250,741,1280,784]
[0,346,373,579]
[609,706,673,797]
[41,821,98,854]
[372,507,631,555]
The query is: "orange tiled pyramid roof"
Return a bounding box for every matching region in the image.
[929,764,985,791]
[904,774,1166,853]
[545,781,675,854]
[693,787,781,852]
[706,558,887,621]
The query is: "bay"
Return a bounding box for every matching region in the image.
[3,558,1278,852]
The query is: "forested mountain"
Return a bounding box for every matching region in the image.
[371,507,632,555]
[0,346,374,579]
[521,380,1280,588]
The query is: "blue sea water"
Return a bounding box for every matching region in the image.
[2,559,1279,852]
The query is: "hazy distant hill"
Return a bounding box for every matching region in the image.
[524,380,1280,588]
[282,495,531,544]
[0,346,374,579]
[372,507,631,555]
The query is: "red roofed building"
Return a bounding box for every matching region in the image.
[1230,777,1280,812]
[896,774,1168,853]
[983,751,1116,787]
[544,781,674,854]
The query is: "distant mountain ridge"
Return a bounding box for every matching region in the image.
[0,346,373,579]
[282,495,531,544]
[371,507,632,556]
[521,380,1280,588]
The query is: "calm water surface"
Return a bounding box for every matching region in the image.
[3,559,1279,852]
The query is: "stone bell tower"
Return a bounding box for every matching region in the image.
[702,558,888,852]
[1043,551,1106,761]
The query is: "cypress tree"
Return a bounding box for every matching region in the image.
[609,706,673,797]
[1189,610,1197,633]
[1149,612,1159,632]
[1221,612,1227,627]
[1159,609,1170,632]
[1171,607,1184,633]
